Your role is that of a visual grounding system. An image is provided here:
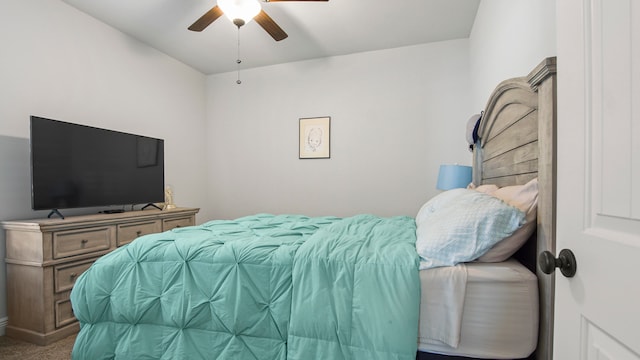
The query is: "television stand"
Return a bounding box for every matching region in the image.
[47,209,65,219]
[141,203,162,211]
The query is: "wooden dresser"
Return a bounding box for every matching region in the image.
[1,207,199,345]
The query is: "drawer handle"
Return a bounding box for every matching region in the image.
[80,239,88,245]
[136,231,142,236]
[70,273,78,280]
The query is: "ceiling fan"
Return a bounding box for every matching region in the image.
[188,0,329,41]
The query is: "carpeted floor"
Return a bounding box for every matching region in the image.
[0,334,75,360]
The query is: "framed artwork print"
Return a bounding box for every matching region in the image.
[299,116,331,159]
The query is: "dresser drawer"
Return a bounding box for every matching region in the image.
[162,216,194,231]
[55,298,76,328]
[117,220,161,246]
[52,227,113,259]
[54,258,95,293]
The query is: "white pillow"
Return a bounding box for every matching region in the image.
[476,178,538,262]
[415,189,525,269]
[415,189,466,225]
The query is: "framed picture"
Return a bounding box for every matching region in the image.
[299,116,331,159]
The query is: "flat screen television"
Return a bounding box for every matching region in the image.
[30,116,165,215]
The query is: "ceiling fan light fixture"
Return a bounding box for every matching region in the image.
[218,0,262,27]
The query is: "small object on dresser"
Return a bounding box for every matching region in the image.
[164,185,176,210]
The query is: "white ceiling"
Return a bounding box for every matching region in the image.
[61,0,480,75]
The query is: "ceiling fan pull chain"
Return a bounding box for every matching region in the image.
[236,26,242,85]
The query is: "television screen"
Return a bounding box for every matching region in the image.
[30,116,165,211]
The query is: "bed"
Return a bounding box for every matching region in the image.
[70,57,557,360]
[415,57,557,360]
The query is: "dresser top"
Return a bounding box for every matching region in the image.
[1,207,199,232]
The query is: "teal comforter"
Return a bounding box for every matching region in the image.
[70,214,420,359]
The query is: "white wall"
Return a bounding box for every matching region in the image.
[469,0,557,111]
[0,0,209,334]
[205,40,474,219]
[204,0,558,221]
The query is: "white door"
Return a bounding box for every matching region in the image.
[555,0,640,359]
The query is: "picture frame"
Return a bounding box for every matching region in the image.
[299,116,331,159]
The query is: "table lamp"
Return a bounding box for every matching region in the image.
[436,164,472,190]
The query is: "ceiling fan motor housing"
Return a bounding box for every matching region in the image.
[188,0,329,40]
[219,0,261,25]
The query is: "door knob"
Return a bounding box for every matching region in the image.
[539,249,577,278]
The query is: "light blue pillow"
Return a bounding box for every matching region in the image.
[415,189,525,269]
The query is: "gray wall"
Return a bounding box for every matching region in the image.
[206,40,473,219]
[202,0,558,220]
[469,0,557,110]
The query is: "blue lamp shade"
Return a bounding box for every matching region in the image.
[436,164,472,190]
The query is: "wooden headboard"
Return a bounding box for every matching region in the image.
[472,57,557,360]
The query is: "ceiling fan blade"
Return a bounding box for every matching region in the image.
[254,10,288,41]
[188,5,224,32]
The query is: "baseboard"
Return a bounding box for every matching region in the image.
[0,317,7,336]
